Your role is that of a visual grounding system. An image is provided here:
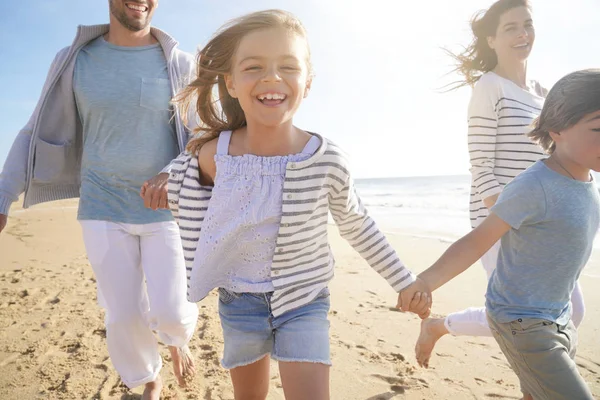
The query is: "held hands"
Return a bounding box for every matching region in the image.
[140,172,170,210]
[396,277,432,319]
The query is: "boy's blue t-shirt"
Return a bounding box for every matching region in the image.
[486,160,600,325]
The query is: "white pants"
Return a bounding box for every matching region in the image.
[445,241,586,336]
[80,220,198,388]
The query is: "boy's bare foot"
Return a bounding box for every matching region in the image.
[169,345,196,387]
[142,375,163,400]
[415,317,449,368]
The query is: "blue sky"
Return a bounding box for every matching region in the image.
[0,0,598,178]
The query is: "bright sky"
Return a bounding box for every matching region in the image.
[0,0,598,178]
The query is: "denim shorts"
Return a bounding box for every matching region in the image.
[217,287,332,370]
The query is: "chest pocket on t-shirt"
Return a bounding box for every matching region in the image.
[140,78,172,111]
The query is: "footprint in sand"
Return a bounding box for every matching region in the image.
[107,378,131,398]
[577,362,598,375]
[0,353,20,367]
[364,300,388,311]
[94,363,109,372]
[61,340,83,354]
[370,373,405,385]
[371,370,429,393]
[485,394,520,399]
[196,320,208,340]
[578,355,600,369]
[369,374,408,394]
[467,341,490,348]
[390,384,407,393]
[385,352,406,362]
[365,393,399,400]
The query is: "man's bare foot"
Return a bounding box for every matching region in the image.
[169,345,196,387]
[142,375,162,400]
[415,317,449,368]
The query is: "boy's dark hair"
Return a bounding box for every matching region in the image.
[529,69,600,153]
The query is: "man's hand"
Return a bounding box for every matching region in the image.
[140,172,170,210]
[0,214,7,234]
[396,278,432,319]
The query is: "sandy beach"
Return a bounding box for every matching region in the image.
[1,199,599,399]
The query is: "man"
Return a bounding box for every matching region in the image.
[0,1,198,398]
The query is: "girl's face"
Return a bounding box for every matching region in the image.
[553,110,600,173]
[225,28,312,129]
[487,6,535,65]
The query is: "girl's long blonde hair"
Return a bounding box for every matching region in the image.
[176,9,312,155]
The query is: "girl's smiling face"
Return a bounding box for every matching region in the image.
[225,28,312,129]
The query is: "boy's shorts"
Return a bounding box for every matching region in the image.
[487,314,593,400]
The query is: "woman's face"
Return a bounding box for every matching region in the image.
[487,6,535,64]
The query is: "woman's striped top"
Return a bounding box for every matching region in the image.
[167,133,416,317]
[468,72,546,228]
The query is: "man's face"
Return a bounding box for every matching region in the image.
[109,0,157,32]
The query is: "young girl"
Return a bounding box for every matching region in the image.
[405,69,600,400]
[167,10,429,399]
[416,0,586,369]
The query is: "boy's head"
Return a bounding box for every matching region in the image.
[529,69,600,171]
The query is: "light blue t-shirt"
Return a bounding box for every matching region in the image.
[486,160,600,325]
[74,37,178,224]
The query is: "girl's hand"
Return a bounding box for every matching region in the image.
[140,172,170,210]
[396,278,432,318]
[410,293,432,319]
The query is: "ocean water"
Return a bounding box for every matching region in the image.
[353,173,600,276]
[355,175,473,242]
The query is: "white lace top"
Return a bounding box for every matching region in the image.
[197,130,320,293]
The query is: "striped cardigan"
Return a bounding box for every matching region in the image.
[168,134,416,317]
[467,72,545,228]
